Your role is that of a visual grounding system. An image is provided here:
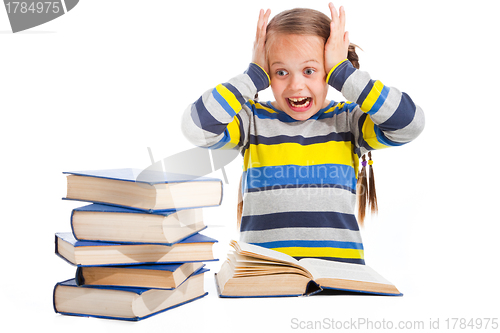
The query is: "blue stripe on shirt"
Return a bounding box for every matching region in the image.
[356,80,373,107]
[243,164,357,193]
[374,125,407,147]
[245,183,356,194]
[244,63,270,91]
[293,256,365,264]
[327,60,356,91]
[379,92,417,131]
[212,88,237,118]
[249,132,354,146]
[251,239,364,250]
[368,85,390,115]
[191,97,226,135]
[207,128,231,149]
[222,82,246,106]
[240,211,360,232]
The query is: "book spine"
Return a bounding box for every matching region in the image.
[75,267,84,285]
[52,282,58,314]
[54,234,58,255]
[70,210,77,239]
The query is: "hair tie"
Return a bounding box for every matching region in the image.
[368,160,373,166]
[361,160,367,167]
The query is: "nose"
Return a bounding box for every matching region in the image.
[288,73,305,91]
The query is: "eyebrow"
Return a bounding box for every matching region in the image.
[270,59,320,67]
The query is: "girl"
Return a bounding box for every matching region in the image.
[181,4,424,265]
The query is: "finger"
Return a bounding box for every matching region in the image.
[339,6,346,31]
[257,17,265,45]
[262,10,270,28]
[259,11,266,36]
[255,9,263,40]
[257,9,270,43]
[258,10,269,35]
[344,31,350,48]
[263,9,271,29]
[263,9,271,21]
[329,2,339,25]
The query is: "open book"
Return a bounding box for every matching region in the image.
[215,241,401,297]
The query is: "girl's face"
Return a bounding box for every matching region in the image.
[268,34,329,121]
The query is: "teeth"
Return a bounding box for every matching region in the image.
[288,98,310,108]
[289,97,308,102]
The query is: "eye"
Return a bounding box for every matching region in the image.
[304,68,315,75]
[276,70,288,77]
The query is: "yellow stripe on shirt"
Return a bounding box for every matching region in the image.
[361,116,390,150]
[323,102,344,114]
[219,116,241,150]
[250,100,278,114]
[215,84,241,115]
[244,141,354,171]
[271,247,364,260]
[360,80,385,112]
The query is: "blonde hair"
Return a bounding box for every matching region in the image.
[265,8,360,69]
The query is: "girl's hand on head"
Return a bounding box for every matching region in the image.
[324,3,349,74]
[252,9,271,74]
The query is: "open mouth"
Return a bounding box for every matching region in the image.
[287,97,312,109]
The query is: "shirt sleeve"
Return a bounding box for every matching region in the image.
[181,63,270,150]
[327,59,425,154]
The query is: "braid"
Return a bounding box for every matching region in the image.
[357,152,378,226]
[357,154,368,225]
[368,151,378,214]
[237,173,243,230]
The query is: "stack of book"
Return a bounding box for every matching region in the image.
[53,168,222,321]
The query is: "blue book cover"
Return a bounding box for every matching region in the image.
[75,263,206,290]
[53,268,209,321]
[72,203,177,215]
[57,231,216,247]
[70,203,207,245]
[55,232,218,266]
[63,168,223,213]
[63,168,221,185]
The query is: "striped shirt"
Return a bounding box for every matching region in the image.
[182,60,424,264]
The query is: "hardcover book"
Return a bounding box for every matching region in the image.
[76,263,205,289]
[215,241,402,297]
[71,204,206,245]
[63,168,223,212]
[55,232,217,266]
[54,268,208,321]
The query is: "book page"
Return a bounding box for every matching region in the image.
[229,241,314,278]
[233,253,298,267]
[299,258,393,285]
[232,241,301,266]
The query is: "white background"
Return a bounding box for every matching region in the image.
[1,0,499,331]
